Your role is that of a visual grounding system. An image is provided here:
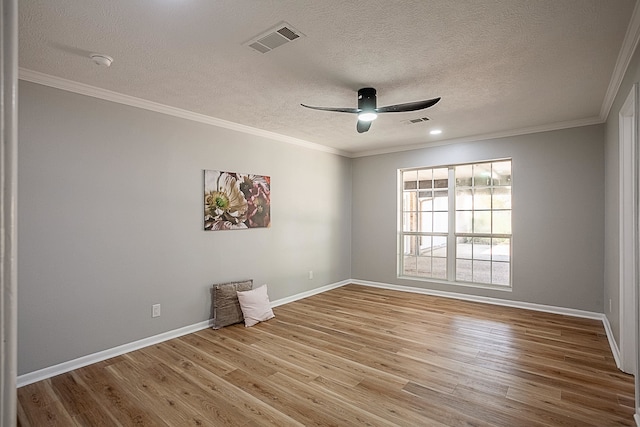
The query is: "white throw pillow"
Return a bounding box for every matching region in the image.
[236,284,275,327]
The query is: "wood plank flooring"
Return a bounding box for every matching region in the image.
[17,284,636,426]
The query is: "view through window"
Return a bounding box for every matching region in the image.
[400,159,512,287]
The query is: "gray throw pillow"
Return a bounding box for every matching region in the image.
[211,279,253,329]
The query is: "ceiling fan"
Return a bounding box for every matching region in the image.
[301,87,441,133]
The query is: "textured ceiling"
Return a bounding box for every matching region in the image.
[19,0,638,156]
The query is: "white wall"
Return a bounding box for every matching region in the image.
[17,81,352,375]
[603,29,640,420]
[351,125,605,312]
[604,43,640,346]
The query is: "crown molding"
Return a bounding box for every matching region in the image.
[600,0,640,121]
[19,65,621,160]
[351,115,603,158]
[18,68,350,158]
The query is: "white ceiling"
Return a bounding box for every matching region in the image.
[19,0,639,156]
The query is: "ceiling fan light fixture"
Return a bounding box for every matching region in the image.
[358,111,378,122]
[300,87,440,133]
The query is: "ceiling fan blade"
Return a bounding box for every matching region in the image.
[376,97,441,113]
[357,120,372,133]
[300,104,359,114]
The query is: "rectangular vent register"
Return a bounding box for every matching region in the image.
[245,22,305,53]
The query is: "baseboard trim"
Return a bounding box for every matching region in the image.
[351,279,623,366]
[17,320,212,387]
[601,314,623,370]
[270,279,350,308]
[634,411,640,426]
[351,279,603,319]
[17,279,351,387]
[18,278,622,388]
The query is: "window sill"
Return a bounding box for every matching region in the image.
[397,275,513,292]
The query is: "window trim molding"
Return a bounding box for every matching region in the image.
[398,158,512,289]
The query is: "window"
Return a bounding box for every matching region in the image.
[400,159,512,287]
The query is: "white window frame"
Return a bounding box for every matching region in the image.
[398,159,513,290]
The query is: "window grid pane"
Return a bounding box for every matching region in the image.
[402,235,417,276]
[400,160,511,286]
[453,160,511,286]
[454,236,511,285]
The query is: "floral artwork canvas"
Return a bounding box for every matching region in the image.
[204,170,271,230]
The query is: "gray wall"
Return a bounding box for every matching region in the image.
[604,43,640,344]
[17,76,614,376]
[18,81,352,375]
[352,125,605,311]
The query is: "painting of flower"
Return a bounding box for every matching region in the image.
[204,170,271,230]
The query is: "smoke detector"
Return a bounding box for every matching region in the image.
[90,53,113,67]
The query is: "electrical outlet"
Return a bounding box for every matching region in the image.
[609,298,612,313]
[152,304,161,318]
[308,270,314,280]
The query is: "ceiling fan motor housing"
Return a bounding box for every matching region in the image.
[300,86,440,133]
[358,87,377,111]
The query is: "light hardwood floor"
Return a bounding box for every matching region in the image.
[17,284,635,426]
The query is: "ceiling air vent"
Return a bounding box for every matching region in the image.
[245,22,304,53]
[404,117,430,125]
